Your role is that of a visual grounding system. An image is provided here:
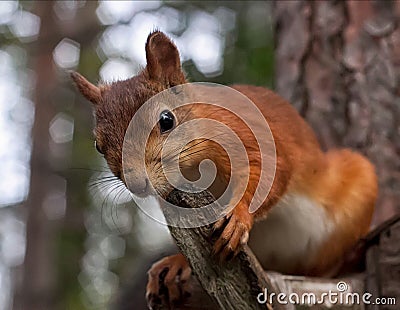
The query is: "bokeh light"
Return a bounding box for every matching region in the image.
[0,1,273,309]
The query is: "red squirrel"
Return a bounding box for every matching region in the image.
[72,31,378,304]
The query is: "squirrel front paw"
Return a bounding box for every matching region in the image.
[211,203,253,261]
[146,253,192,309]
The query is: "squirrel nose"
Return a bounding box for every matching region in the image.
[127,178,150,197]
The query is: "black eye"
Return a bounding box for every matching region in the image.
[159,110,175,133]
[94,140,104,154]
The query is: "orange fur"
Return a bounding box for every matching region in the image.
[72,31,378,284]
[306,150,377,276]
[188,85,377,275]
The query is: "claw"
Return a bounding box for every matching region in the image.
[211,204,253,262]
[146,253,192,309]
[210,212,231,237]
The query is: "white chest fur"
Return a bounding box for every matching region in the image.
[248,192,334,274]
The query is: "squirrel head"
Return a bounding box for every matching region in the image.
[71,31,197,196]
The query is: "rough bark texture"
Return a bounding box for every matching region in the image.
[365,217,400,310]
[274,0,400,225]
[163,189,276,310]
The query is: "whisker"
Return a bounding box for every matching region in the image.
[156,127,216,163]
[101,182,125,228]
[179,103,196,124]
[155,141,218,175]
[110,185,128,233]
[89,175,118,181]
[69,167,111,173]
[88,183,121,198]
[88,178,120,188]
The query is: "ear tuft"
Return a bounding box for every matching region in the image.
[70,71,102,105]
[145,31,183,85]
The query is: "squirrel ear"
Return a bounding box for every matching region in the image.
[70,71,102,105]
[145,31,183,85]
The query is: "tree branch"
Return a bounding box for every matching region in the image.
[162,188,278,310]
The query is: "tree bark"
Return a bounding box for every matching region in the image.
[365,217,400,310]
[162,189,276,310]
[13,3,60,310]
[274,0,400,226]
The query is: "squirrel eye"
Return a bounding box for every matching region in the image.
[159,110,175,134]
[94,140,104,154]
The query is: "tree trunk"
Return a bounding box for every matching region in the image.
[13,3,60,310]
[274,0,400,226]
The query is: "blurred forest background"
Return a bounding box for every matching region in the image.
[0,1,273,309]
[0,1,399,310]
